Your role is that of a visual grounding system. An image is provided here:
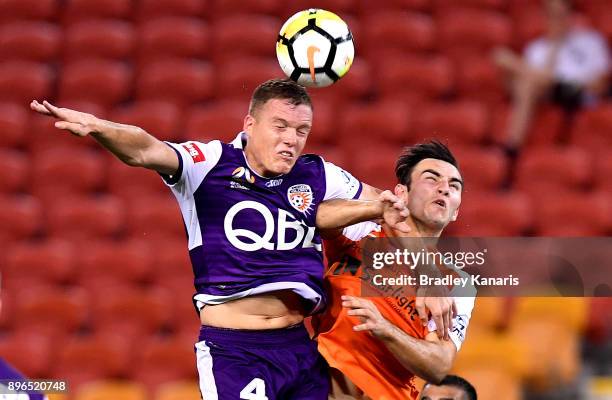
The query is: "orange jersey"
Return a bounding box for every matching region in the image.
[315,223,425,400]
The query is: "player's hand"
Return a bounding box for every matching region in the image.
[379,190,411,233]
[415,290,457,341]
[342,295,394,339]
[30,100,97,137]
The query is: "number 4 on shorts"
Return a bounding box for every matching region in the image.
[240,378,268,400]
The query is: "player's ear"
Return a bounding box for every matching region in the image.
[243,114,255,134]
[394,183,407,197]
[450,207,459,221]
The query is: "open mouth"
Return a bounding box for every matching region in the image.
[433,199,446,208]
[279,151,293,159]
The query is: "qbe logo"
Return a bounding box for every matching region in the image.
[223,201,319,252]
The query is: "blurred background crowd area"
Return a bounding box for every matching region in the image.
[0,0,611,399]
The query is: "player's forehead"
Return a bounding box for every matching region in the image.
[258,98,313,125]
[421,384,465,399]
[412,158,462,182]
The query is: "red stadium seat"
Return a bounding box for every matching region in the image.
[0,0,58,21]
[136,60,214,105]
[0,62,54,104]
[111,101,182,141]
[59,60,132,107]
[0,195,43,242]
[155,381,202,400]
[446,190,532,236]
[0,331,53,378]
[455,55,506,103]
[510,4,546,48]
[412,101,489,146]
[347,144,400,189]
[339,101,413,145]
[30,148,107,202]
[359,0,431,13]
[107,160,167,201]
[213,0,285,16]
[0,102,28,148]
[0,149,28,193]
[377,54,454,101]
[434,0,506,10]
[92,287,173,337]
[150,238,192,283]
[78,239,154,285]
[211,15,281,62]
[46,195,125,241]
[64,19,135,60]
[0,22,61,62]
[531,191,611,236]
[133,336,197,388]
[137,0,208,19]
[362,12,436,55]
[216,59,283,101]
[137,17,210,63]
[437,9,512,54]
[596,152,612,191]
[28,101,107,154]
[302,144,349,169]
[63,0,132,22]
[125,196,184,239]
[492,105,565,147]
[451,146,509,190]
[184,101,246,143]
[515,146,592,194]
[570,103,612,152]
[5,239,77,284]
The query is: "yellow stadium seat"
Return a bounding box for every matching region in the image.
[453,366,523,400]
[75,381,147,400]
[510,297,588,333]
[156,380,201,400]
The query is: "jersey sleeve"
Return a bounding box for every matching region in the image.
[427,295,475,351]
[159,140,223,197]
[323,161,362,200]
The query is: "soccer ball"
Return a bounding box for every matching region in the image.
[276,9,354,88]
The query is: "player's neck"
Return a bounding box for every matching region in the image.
[413,219,443,238]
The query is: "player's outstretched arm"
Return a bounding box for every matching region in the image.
[30,100,178,175]
[342,295,456,384]
[316,190,410,232]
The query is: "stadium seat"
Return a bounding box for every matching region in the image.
[149,238,192,283]
[596,152,612,191]
[510,3,546,48]
[454,55,506,103]
[184,101,246,143]
[0,62,54,104]
[5,239,77,285]
[0,0,57,21]
[453,364,522,400]
[64,19,135,60]
[437,8,512,54]
[28,101,107,154]
[377,55,454,101]
[492,104,565,146]
[125,196,184,239]
[13,288,89,339]
[155,381,201,400]
[133,336,197,388]
[570,103,612,152]
[216,59,283,101]
[78,239,154,285]
[75,381,147,400]
[0,195,43,241]
[111,100,182,141]
[412,101,489,146]
[434,0,506,10]
[303,144,349,169]
[359,0,431,13]
[466,297,507,335]
[91,287,173,337]
[361,12,436,55]
[339,101,412,145]
[0,331,53,378]
[0,102,28,148]
[137,17,210,63]
[58,60,132,107]
[107,157,167,200]
[531,191,611,236]
[345,143,401,189]
[445,190,532,236]
[211,15,281,62]
[63,0,132,22]
[136,0,208,20]
[0,149,28,193]
[213,0,285,16]
[45,195,125,241]
[515,146,592,193]
[0,22,61,62]
[450,146,508,190]
[136,60,214,105]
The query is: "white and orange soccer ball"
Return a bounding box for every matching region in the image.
[276,9,354,88]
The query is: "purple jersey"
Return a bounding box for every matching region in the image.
[162,133,361,314]
[0,358,46,400]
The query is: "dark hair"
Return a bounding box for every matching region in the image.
[395,140,459,189]
[249,78,312,116]
[428,375,477,400]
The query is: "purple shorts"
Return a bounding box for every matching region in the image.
[195,323,329,399]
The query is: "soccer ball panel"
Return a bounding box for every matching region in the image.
[316,17,350,39]
[291,30,332,69]
[331,41,354,78]
[295,71,335,88]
